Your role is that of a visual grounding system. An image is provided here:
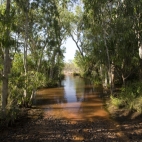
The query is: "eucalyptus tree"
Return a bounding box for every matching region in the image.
[14,0,32,106]
[35,0,66,82]
[68,4,93,76]
[0,0,12,113]
[0,0,28,111]
[108,0,142,85]
[82,0,114,91]
[14,0,72,84]
[82,0,141,91]
[131,0,142,80]
[28,0,54,73]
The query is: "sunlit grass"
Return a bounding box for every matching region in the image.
[110,96,123,108]
[108,82,142,113]
[132,96,142,113]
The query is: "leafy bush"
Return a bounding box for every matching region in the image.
[109,82,142,112]
[110,95,124,108]
[0,107,20,127]
[9,71,46,107]
[133,97,142,113]
[0,53,47,126]
[46,79,59,87]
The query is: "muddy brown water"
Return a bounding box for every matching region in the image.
[33,75,129,141]
[35,75,109,121]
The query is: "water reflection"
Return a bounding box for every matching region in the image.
[36,75,108,121]
[63,76,78,103]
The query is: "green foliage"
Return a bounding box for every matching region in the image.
[120,82,142,111]
[46,79,59,88]
[0,107,20,127]
[9,71,46,107]
[133,97,142,113]
[64,59,80,73]
[93,76,102,86]
[74,51,86,76]
[110,95,124,109]
[110,82,142,112]
[0,0,76,126]
[11,53,23,74]
[8,52,46,107]
[80,0,141,88]
[0,0,142,125]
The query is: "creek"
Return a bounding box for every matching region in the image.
[35,75,108,121]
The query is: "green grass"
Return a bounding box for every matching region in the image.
[108,82,142,113]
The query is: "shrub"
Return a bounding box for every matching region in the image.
[109,82,142,112]
[133,96,142,113]
[9,71,46,107]
[0,107,20,127]
[110,95,124,108]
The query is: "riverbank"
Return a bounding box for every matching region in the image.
[0,108,127,142]
[1,106,142,141]
[0,100,142,141]
[104,90,142,141]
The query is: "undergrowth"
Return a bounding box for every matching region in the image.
[109,82,142,113]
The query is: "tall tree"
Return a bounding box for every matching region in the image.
[1,0,11,113]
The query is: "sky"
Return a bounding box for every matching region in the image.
[63,37,78,62]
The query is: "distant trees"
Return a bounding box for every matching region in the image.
[64,60,80,74]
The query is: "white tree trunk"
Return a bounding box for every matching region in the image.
[23,1,29,106]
